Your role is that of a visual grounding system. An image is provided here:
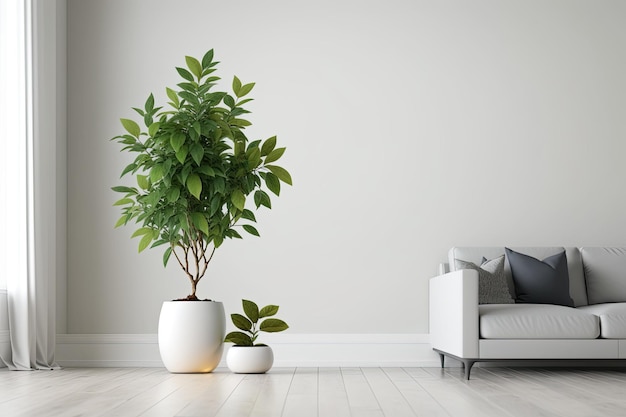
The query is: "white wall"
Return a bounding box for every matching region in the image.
[66,0,626,341]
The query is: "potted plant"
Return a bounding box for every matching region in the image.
[225,299,289,373]
[111,50,292,373]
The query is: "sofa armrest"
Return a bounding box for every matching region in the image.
[429,269,479,359]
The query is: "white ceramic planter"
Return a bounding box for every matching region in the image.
[226,345,274,374]
[158,300,225,373]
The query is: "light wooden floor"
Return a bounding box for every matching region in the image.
[1,366,626,416]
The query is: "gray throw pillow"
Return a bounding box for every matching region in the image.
[505,248,574,307]
[455,255,514,304]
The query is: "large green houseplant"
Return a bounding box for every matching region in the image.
[112,49,291,300]
[111,50,291,373]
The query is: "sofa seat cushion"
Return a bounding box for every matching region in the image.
[577,303,626,339]
[479,304,600,339]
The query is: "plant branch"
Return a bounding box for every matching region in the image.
[171,244,194,285]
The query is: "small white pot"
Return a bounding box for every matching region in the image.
[226,345,274,373]
[158,300,225,373]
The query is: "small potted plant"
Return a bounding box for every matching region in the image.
[111,50,292,373]
[225,299,289,373]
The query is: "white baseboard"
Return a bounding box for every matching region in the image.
[56,333,440,368]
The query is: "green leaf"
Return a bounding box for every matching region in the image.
[231,118,251,127]
[178,82,196,92]
[226,228,243,239]
[148,122,160,137]
[201,49,214,69]
[224,94,235,109]
[145,94,155,112]
[186,173,202,200]
[120,118,140,138]
[247,147,262,168]
[266,165,292,185]
[231,189,245,211]
[166,87,179,106]
[175,145,188,164]
[231,313,252,331]
[214,177,225,194]
[224,331,253,346]
[150,164,164,183]
[166,187,180,203]
[190,143,204,166]
[113,197,133,206]
[254,190,271,209]
[163,246,172,267]
[176,67,194,82]
[232,76,242,97]
[137,174,150,190]
[114,215,129,228]
[264,147,285,164]
[238,82,255,98]
[259,318,289,333]
[170,132,186,152]
[179,91,199,106]
[210,197,221,216]
[138,232,154,253]
[247,139,262,150]
[185,56,202,79]
[131,227,153,238]
[261,136,276,156]
[259,305,279,318]
[241,209,256,222]
[150,239,168,249]
[191,212,209,235]
[242,300,259,324]
[265,172,280,196]
[237,98,254,107]
[234,139,245,156]
[243,224,260,237]
[111,186,136,194]
[198,165,215,177]
[192,121,202,137]
[120,163,137,178]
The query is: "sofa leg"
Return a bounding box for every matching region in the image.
[463,360,476,380]
[438,353,445,368]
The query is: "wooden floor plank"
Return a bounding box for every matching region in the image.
[211,374,269,417]
[2,366,626,417]
[487,368,626,417]
[384,368,451,417]
[281,367,318,417]
[415,367,515,417]
[318,367,351,417]
[361,368,417,417]
[248,368,295,417]
[476,368,614,417]
[451,367,562,417]
[140,371,239,417]
[341,367,384,417]
[1,368,145,417]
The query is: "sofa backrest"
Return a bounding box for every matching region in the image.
[448,247,588,307]
[581,247,626,305]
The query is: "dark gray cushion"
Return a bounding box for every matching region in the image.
[505,248,574,307]
[455,255,514,304]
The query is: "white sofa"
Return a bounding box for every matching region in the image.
[429,247,626,379]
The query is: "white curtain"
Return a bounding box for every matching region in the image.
[0,0,59,370]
